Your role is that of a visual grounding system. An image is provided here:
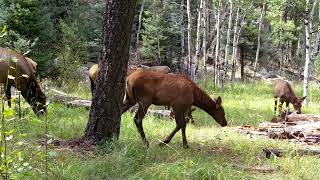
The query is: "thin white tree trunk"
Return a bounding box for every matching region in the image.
[304,0,314,105]
[202,0,207,75]
[221,0,232,92]
[253,3,265,77]
[180,0,185,59]
[187,0,192,77]
[136,0,146,61]
[231,2,240,88]
[194,0,204,82]
[316,1,320,54]
[214,0,221,86]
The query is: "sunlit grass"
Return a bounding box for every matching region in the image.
[10,79,320,179]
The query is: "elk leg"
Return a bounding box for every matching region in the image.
[181,122,188,148]
[134,100,151,147]
[5,85,11,108]
[160,107,188,147]
[274,97,278,116]
[278,97,284,117]
[90,78,95,96]
[284,101,289,121]
[121,96,136,114]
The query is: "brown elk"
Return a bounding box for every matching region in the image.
[5,57,37,107]
[0,47,46,116]
[122,70,227,148]
[88,64,145,95]
[274,79,306,116]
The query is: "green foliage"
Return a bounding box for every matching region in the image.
[141,1,181,65]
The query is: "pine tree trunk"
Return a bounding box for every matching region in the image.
[180,0,185,71]
[84,0,137,143]
[304,0,311,105]
[231,3,240,89]
[186,0,192,77]
[221,0,232,92]
[194,0,203,82]
[214,0,221,86]
[253,3,265,77]
[136,0,146,61]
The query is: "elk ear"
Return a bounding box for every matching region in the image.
[216,96,222,108]
[301,96,307,101]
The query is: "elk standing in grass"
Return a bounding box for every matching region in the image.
[5,57,37,107]
[0,47,46,115]
[274,79,306,118]
[122,70,227,148]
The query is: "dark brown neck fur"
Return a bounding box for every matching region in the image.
[192,86,216,117]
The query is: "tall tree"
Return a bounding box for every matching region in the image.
[85,0,137,143]
[136,0,146,61]
[214,0,221,86]
[303,0,313,105]
[186,0,192,77]
[194,0,203,81]
[202,0,208,83]
[230,2,240,88]
[180,0,185,70]
[221,0,233,92]
[253,3,265,77]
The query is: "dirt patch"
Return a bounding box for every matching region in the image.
[38,137,96,155]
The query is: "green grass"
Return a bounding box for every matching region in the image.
[5,80,320,179]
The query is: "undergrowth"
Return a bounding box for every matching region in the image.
[2,80,320,179]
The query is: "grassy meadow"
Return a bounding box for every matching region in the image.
[4,80,320,179]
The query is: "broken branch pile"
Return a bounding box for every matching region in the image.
[238,113,320,145]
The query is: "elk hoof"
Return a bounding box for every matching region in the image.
[183,144,189,149]
[144,140,149,148]
[159,142,167,147]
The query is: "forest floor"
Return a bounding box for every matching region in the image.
[6,80,320,179]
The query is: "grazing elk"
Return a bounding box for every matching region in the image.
[5,57,37,107]
[88,64,140,95]
[0,47,46,116]
[274,79,306,117]
[122,70,227,148]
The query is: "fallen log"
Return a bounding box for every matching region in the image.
[287,113,320,122]
[263,148,320,158]
[271,113,320,123]
[50,95,172,118]
[267,122,320,142]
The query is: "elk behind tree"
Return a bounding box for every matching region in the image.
[274,79,306,116]
[122,70,227,148]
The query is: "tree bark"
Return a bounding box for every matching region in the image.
[221,0,232,92]
[231,3,243,87]
[214,0,221,86]
[84,0,137,143]
[316,1,320,54]
[304,0,311,105]
[253,3,265,77]
[202,0,207,83]
[136,0,146,61]
[194,0,203,82]
[180,0,185,71]
[240,45,245,81]
[186,0,192,77]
